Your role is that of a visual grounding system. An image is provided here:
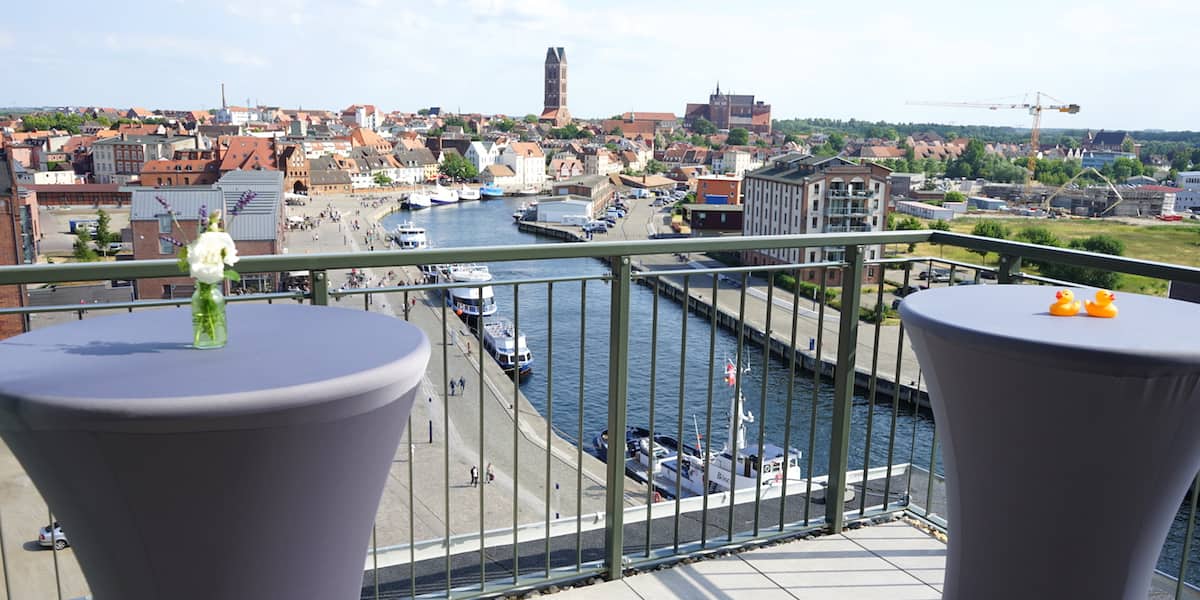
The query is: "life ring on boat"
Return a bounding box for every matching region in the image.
[653,491,663,503]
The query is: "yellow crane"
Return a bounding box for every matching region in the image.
[907,92,1081,175]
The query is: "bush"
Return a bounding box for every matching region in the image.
[774,273,838,303]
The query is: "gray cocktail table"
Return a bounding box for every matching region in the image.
[0,304,430,599]
[900,285,1200,600]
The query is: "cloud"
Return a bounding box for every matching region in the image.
[0,30,13,48]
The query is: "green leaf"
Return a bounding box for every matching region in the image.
[224,269,241,282]
[176,246,189,273]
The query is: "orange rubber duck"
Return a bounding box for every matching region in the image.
[1049,289,1081,316]
[1084,289,1118,318]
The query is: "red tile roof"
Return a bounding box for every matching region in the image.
[216,136,277,171]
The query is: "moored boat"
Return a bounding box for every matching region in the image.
[405,192,432,210]
[481,318,533,377]
[479,184,504,198]
[458,185,481,201]
[443,264,498,324]
[391,221,428,250]
[430,184,459,205]
[517,187,540,196]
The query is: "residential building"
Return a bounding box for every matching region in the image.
[13,163,78,185]
[0,153,28,339]
[349,148,400,186]
[130,170,284,298]
[497,142,547,190]
[348,128,392,153]
[140,159,221,187]
[309,156,352,195]
[540,47,571,127]
[713,150,758,176]
[551,174,615,206]
[1083,130,1134,153]
[394,147,437,184]
[583,147,621,176]
[479,164,518,189]
[92,134,201,184]
[887,173,925,200]
[548,158,584,180]
[216,136,277,172]
[277,145,310,195]
[1081,150,1137,170]
[298,139,352,159]
[21,184,129,207]
[341,105,379,131]
[466,141,503,174]
[683,84,772,134]
[696,175,743,204]
[742,155,890,284]
[215,105,253,126]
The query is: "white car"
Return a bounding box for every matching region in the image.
[38,522,68,550]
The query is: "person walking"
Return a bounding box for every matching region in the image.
[486,463,495,484]
[449,380,456,396]
[470,465,479,487]
[458,376,466,394]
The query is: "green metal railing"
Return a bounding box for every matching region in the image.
[0,230,1198,599]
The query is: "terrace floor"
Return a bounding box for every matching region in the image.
[547,519,1196,600]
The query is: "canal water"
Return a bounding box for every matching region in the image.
[382,198,1197,584]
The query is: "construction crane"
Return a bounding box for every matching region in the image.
[907,91,1081,176]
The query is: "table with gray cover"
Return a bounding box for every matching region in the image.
[900,285,1200,600]
[0,304,430,600]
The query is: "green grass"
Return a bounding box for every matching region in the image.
[899,217,1200,296]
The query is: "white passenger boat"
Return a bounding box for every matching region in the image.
[517,187,540,196]
[482,318,533,377]
[405,192,432,210]
[391,222,428,250]
[443,264,497,321]
[430,184,459,205]
[458,185,481,201]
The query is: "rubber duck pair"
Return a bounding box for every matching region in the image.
[1049,289,1118,318]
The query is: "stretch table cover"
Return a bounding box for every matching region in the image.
[900,285,1200,600]
[0,304,430,600]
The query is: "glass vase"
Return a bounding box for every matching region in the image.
[191,282,227,349]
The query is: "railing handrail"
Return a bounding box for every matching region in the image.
[2,230,1199,286]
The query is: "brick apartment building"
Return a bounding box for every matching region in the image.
[742,155,890,285]
[696,175,743,204]
[130,170,284,299]
[0,153,27,339]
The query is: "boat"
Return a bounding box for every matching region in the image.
[458,185,481,201]
[481,318,533,377]
[479,184,504,198]
[390,222,428,250]
[517,187,540,196]
[512,202,536,223]
[593,360,805,499]
[429,184,459,205]
[404,192,432,210]
[443,264,498,325]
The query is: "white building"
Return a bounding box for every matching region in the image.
[1176,171,1200,213]
[14,164,79,185]
[896,200,957,221]
[713,150,759,176]
[299,140,353,159]
[341,105,379,131]
[479,164,518,189]
[466,141,503,174]
[497,142,547,191]
[536,197,593,224]
[584,148,621,176]
[215,106,253,125]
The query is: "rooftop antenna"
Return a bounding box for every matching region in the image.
[221,83,227,110]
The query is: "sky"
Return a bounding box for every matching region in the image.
[4,0,1197,131]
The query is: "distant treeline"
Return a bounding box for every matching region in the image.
[773,118,1200,148]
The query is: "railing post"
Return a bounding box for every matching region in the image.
[827,244,863,533]
[310,270,329,305]
[604,256,632,580]
[997,254,1022,284]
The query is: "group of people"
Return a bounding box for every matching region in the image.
[469,463,495,487]
[448,376,468,396]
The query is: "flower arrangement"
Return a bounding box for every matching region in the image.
[157,191,255,348]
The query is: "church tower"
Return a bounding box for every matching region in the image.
[541,47,571,127]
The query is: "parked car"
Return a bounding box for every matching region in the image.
[896,285,921,297]
[582,221,608,233]
[38,522,67,550]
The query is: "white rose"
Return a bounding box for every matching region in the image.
[188,231,239,284]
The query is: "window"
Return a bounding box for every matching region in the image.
[157,214,172,234]
[159,237,175,254]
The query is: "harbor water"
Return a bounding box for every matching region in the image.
[381,198,1197,586]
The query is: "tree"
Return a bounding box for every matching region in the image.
[417,108,431,116]
[523,114,539,124]
[1040,235,1125,289]
[827,132,845,152]
[73,227,98,261]
[494,118,516,132]
[609,126,624,137]
[1016,226,1059,248]
[427,127,443,138]
[969,220,1009,263]
[373,172,393,186]
[928,219,952,256]
[692,117,717,135]
[439,153,478,181]
[726,128,749,146]
[645,159,665,174]
[893,215,924,252]
[92,209,118,255]
[944,190,966,203]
